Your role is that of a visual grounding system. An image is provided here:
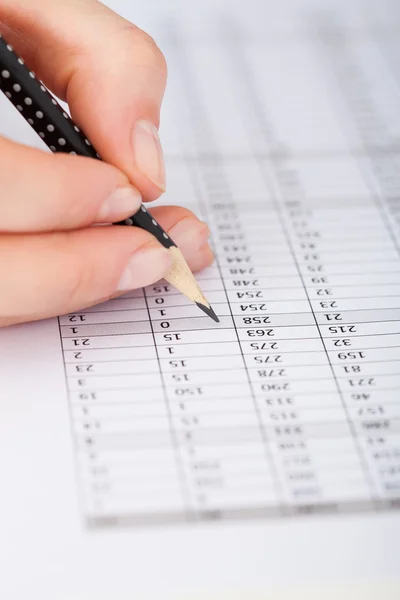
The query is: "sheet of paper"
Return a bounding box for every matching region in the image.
[1,0,400,598]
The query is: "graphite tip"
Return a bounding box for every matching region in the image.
[196,302,220,323]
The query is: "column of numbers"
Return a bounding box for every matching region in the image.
[59,290,186,525]
[268,158,376,510]
[150,160,281,519]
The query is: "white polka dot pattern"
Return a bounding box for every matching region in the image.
[0,33,176,249]
[116,208,174,248]
[0,35,97,157]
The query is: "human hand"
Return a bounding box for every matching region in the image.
[0,0,213,327]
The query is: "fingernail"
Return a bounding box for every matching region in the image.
[116,244,172,291]
[168,218,210,250]
[97,186,142,222]
[132,120,166,191]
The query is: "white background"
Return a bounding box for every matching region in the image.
[0,1,400,598]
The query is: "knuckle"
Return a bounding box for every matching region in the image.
[53,233,94,311]
[52,155,99,227]
[172,207,198,222]
[123,25,167,76]
[180,207,197,219]
[62,267,87,310]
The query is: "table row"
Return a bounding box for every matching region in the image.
[75,420,400,447]
[63,337,400,359]
[60,318,400,338]
[70,388,400,406]
[71,400,400,423]
[60,298,400,322]
[64,347,400,369]
[65,373,400,395]
[79,479,399,518]
[71,408,400,433]
[82,496,400,523]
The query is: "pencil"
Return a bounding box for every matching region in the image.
[0,34,219,323]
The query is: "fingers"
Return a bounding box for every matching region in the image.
[0,227,170,326]
[0,137,214,269]
[0,206,213,326]
[0,136,143,232]
[151,206,214,273]
[0,0,168,200]
[0,0,215,329]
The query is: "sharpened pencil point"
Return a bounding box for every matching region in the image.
[196,302,220,323]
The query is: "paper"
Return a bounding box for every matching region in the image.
[1,0,400,598]
[61,0,400,528]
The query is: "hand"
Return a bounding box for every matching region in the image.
[0,0,213,327]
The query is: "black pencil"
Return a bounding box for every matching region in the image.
[0,34,219,323]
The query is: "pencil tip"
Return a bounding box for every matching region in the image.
[196,302,220,323]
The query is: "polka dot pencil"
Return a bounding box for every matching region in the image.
[0,34,219,323]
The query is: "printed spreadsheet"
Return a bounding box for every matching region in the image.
[56,4,400,527]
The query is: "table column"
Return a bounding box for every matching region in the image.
[309,199,400,506]
[313,30,400,507]
[264,156,376,511]
[148,158,282,520]
[59,289,187,526]
[225,33,379,511]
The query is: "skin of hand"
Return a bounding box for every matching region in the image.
[0,0,214,327]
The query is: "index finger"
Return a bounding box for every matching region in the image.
[0,0,167,200]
